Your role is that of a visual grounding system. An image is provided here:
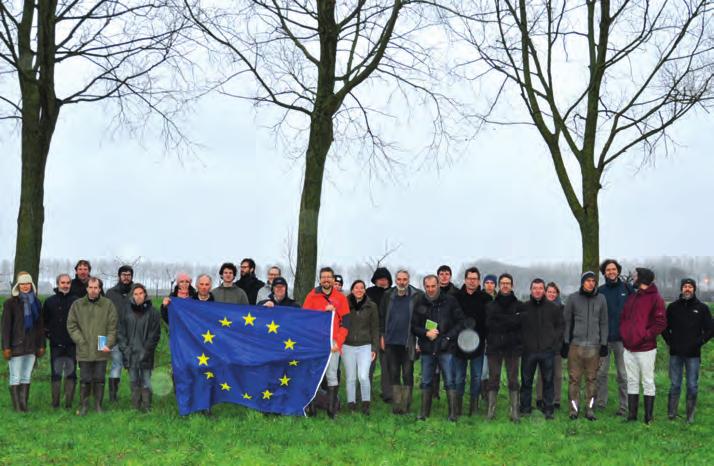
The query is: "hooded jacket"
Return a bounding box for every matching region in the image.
[663,294,712,358]
[118,298,161,370]
[619,284,666,353]
[485,292,522,356]
[563,289,608,347]
[42,289,79,348]
[2,295,45,357]
[597,278,634,342]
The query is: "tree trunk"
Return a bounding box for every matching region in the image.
[578,171,601,274]
[293,111,334,302]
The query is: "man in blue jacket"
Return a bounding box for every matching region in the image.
[596,259,633,415]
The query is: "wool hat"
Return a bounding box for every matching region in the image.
[635,267,655,286]
[680,278,696,292]
[483,274,497,285]
[580,271,596,285]
[12,271,37,296]
[370,267,393,286]
[334,275,344,286]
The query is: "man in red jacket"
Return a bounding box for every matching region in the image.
[303,267,350,419]
[619,267,667,424]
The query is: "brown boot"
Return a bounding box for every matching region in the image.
[418,389,432,420]
[391,385,403,414]
[9,386,21,412]
[51,381,61,408]
[403,386,413,413]
[131,383,142,410]
[18,384,29,412]
[361,401,370,416]
[141,388,152,413]
[469,396,478,416]
[94,382,105,413]
[64,379,76,409]
[486,391,497,420]
[78,383,91,416]
[509,390,520,423]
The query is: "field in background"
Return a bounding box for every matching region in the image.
[0,296,712,464]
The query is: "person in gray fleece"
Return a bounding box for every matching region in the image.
[561,271,608,421]
[211,262,249,305]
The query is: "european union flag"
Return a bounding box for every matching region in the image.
[168,299,332,416]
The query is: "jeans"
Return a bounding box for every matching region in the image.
[595,341,627,411]
[386,344,414,386]
[129,368,153,389]
[624,348,656,396]
[487,354,520,392]
[521,351,555,411]
[110,345,123,378]
[536,355,562,404]
[453,355,484,398]
[8,354,36,385]
[669,355,700,397]
[420,353,454,390]
[79,361,108,384]
[342,344,372,402]
[50,345,77,381]
[325,352,341,387]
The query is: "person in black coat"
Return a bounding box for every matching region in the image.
[518,279,565,419]
[237,258,266,305]
[485,273,522,422]
[366,267,393,403]
[663,278,712,423]
[411,275,464,421]
[257,277,300,308]
[42,273,79,409]
[69,259,92,298]
[453,267,491,416]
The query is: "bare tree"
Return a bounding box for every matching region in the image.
[183,0,453,300]
[0,1,191,281]
[447,0,714,272]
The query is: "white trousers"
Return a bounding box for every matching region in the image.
[624,348,657,396]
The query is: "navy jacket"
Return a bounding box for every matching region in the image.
[598,279,633,342]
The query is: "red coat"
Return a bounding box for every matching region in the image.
[619,284,667,352]
[303,288,350,350]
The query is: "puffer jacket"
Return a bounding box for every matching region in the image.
[620,284,666,353]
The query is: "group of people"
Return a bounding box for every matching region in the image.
[2,258,711,425]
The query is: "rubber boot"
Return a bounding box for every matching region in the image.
[141,388,152,413]
[644,395,655,425]
[626,394,639,422]
[18,384,29,412]
[509,390,520,423]
[404,386,413,413]
[78,383,91,416]
[108,378,119,403]
[347,402,357,412]
[686,395,696,424]
[131,383,142,410]
[417,389,432,420]
[391,385,403,414]
[51,381,61,408]
[305,402,316,417]
[94,382,105,413]
[10,385,21,412]
[327,386,338,419]
[64,379,76,409]
[469,396,478,416]
[586,397,597,421]
[432,371,441,400]
[486,391,497,420]
[455,392,463,418]
[668,392,679,420]
[361,401,370,416]
[447,390,459,422]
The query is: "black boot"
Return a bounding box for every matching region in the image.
[108,378,120,403]
[94,382,105,413]
[305,401,316,417]
[64,379,76,409]
[141,388,152,413]
[455,392,463,418]
[668,392,679,420]
[644,395,655,425]
[686,395,697,424]
[626,394,639,422]
[447,390,459,422]
[391,385,403,414]
[347,402,356,412]
[327,386,338,419]
[131,383,142,410]
[51,381,61,408]
[469,396,478,416]
[509,390,520,423]
[361,401,370,416]
[418,389,432,420]
[404,386,413,413]
[78,383,91,416]
[18,384,29,412]
[432,371,441,400]
[9,385,21,412]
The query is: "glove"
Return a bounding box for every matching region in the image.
[36,347,45,358]
[2,349,11,361]
[599,345,608,357]
[560,343,570,359]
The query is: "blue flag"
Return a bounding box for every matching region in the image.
[168,299,332,416]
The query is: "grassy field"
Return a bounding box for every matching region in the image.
[1,296,712,465]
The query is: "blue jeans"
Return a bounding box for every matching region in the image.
[8,354,36,385]
[521,351,555,411]
[453,355,484,398]
[669,355,700,397]
[129,368,153,389]
[420,353,454,390]
[110,345,123,378]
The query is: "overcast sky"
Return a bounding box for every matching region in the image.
[1,27,713,279]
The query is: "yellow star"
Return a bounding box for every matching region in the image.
[243,312,256,326]
[204,371,214,380]
[288,360,299,366]
[262,389,273,400]
[219,317,233,327]
[220,382,231,391]
[197,353,210,366]
[266,320,279,334]
[279,374,291,386]
[202,330,215,344]
[283,338,296,350]
[242,393,252,400]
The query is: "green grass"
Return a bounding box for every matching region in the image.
[1,297,712,465]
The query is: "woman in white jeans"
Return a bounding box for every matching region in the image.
[342,280,380,415]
